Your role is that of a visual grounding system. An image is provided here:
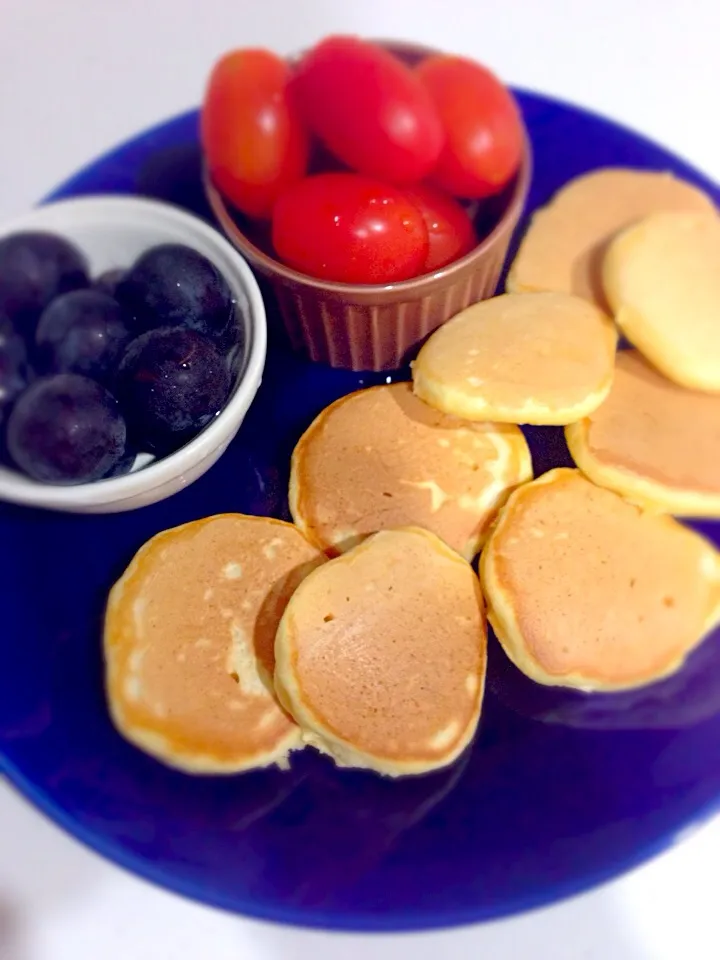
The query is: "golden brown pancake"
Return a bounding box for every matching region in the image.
[105,514,325,773]
[506,167,715,307]
[603,211,720,392]
[290,382,532,561]
[481,469,720,692]
[275,527,487,776]
[567,350,720,516]
[412,293,617,425]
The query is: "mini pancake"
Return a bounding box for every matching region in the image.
[567,350,720,516]
[275,527,487,776]
[480,469,720,692]
[506,167,715,307]
[105,514,325,773]
[603,211,720,392]
[290,382,532,561]
[412,292,617,425]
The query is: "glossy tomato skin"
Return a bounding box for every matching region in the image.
[201,49,309,218]
[417,55,523,199]
[272,173,429,284]
[291,37,444,185]
[405,185,478,272]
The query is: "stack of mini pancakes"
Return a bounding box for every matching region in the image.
[105,166,720,778]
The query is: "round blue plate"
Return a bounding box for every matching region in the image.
[2,92,720,932]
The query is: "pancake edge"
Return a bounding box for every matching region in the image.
[289,386,534,560]
[289,390,371,557]
[412,363,615,426]
[505,167,717,298]
[479,468,720,693]
[603,216,720,394]
[412,297,618,425]
[566,419,720,518]
[274,526,487,777]
[104,514,306,774]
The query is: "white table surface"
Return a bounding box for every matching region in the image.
[1,1,719,957]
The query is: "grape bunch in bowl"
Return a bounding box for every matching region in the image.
[0,196,266,513]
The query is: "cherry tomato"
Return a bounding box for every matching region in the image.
[272,173,429,284]
[291,37,444,185]
[201,49,308,218]
[405,185,478,271]
[416,55,523,199]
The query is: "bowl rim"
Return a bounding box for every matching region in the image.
[0,195,267,509]
[204,39,532,304]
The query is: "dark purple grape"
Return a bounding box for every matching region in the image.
[116,327,231,456]
[35,289,130,385]
[0,231,88,334]
[6,374,126,484]
[0,305,15,337]
[116,243,233,339]
[0,329,31,430]
[225,326,246,381]
[102,443,137,478]
[215,305,246,367]
[94,268,125,298]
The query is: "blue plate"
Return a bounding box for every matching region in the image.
[1,91,720,932]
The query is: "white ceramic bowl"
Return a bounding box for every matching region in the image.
[0,196,267,513]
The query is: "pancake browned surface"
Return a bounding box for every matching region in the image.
[481,469,720,692]
[412,293,617,425]
[603,211,720,392]
[275,527,487,776]
[506,167,715,307]
[290,382,532,561]
[105,514,325,773]
[567,350,720,516]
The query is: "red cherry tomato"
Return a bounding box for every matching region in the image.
[272,173,429,284]
[405,185,478,271]
[201,49,308,218]
[291,37,444,185]
[416,55,523,199]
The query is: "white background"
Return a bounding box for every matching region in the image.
[1,0,719,957]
